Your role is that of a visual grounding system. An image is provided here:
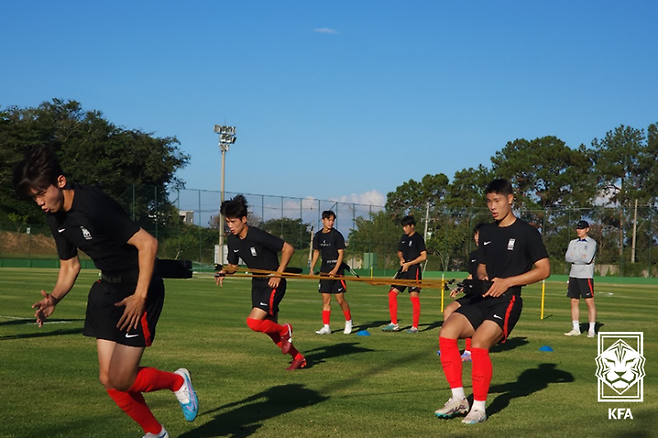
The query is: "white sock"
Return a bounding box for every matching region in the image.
[572,321,580,331]
[472,400,486,411]
[451,387,466,400]
[589,322,596,332]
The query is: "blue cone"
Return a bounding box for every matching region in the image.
[539,345,554,352]
[356,330,370,336]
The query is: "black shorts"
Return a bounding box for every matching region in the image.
[391,265,422,293]
[83,276,165,348]
[567,277,594,299]
[455,293,523,342]
[318,278,347,294]
[252,279,286,316]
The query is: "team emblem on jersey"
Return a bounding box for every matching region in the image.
[507,238,515,251]
[250,247,258,257]
[596,332,645,402]
[408,241,412,247]
[80,226,93,240]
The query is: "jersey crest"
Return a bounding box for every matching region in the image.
[80,226,93,240]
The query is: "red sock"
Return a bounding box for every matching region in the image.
[128,367,183,393]
[247,317,287,336]
[410,296,420,327]
[107,389,161,434]
[343,309,352,321]
[471,347,492,401]
[266,331,299,357]
[388,290,398,324]
[439,337,462,388]
[465,338,472,351]
[322,310,331,325]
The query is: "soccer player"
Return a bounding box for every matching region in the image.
[435,179,550,424]
[13,146,197,438]
[564,220,597,338]
[218,195,307,370]
[382,215,427,334]
[441,223,487,362]
[309,211,353,335]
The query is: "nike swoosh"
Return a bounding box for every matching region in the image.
[483,241,491,246]
[259,302,268,306]
[493,314,503,320]
[125,333,140,338]
[58,228,66,233]
[233,249,239,252]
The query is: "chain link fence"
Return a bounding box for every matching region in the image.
[1,185,656,277]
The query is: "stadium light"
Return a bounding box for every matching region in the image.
[214,124,237,264]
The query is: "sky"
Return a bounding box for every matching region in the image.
[2,0,657,211]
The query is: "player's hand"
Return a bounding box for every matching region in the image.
[328,269,338,277]
[268,275,282,288]
[115,294,146,331]
[32,290,58,327]
[449,288,461,298]
[400,262,409,272]
[483,277,512,298]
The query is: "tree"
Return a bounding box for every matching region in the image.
[260,217,312,250]
[490,136,597,209]
[0,99,190,229]
[347,210,400,270]
[385,173,450,219]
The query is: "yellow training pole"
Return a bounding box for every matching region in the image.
[540,279,546,320]
[441,273,445,312]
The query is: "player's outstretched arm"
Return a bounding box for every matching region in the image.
[32,256,80,327]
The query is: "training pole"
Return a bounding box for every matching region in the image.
[540,279,546,320]
[441,273,445,312]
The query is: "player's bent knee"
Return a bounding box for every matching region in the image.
[246,317,264,332]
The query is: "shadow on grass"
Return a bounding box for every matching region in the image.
[487,363,574,418]
[0,318,84,340]
[490,336,529,353]
[180,384,328,438]
[304,342,375,365]
[352,320,390,332]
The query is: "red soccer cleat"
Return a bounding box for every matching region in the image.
[286,356,307,371]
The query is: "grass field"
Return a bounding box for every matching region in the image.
[0,268,656,438]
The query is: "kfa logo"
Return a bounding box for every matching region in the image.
[80,226,93,240]
[595,332,645,402]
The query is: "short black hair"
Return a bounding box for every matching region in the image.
[473,222,487,234]
[220,194,248,219]
[485,179,513,196]
[13,145,65,198]
[322,210,336,220]
[401,215,416,226]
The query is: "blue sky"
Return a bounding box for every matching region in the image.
[2,1,657,209]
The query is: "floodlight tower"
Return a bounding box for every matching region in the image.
[214,124,237,264]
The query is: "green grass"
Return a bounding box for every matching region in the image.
[0,268,656,438]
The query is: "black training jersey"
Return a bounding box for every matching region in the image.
[468,250,479,277]
[227,226,284,279]
[477,219,548,281]
[47,185,141,273]
[313,228,345,271]
[398,232,426,262]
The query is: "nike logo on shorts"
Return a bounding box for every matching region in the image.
[58,228,66,233]
[125,333,140,338]
[493,314,503,320]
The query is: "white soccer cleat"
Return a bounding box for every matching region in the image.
[462,408,487,424]
[588,331,596,338]
[344,320,353,334]
[434,397,469,418]
[143,426,169,438]
[315,325,331,335]
[564,329,581,336]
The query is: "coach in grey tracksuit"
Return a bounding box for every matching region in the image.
[564,220,597,337]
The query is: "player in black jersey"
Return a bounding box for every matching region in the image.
[309,211,353,335]
[435,179,550,425]
[382,215,427,334]
[13,146,197,438]
[218,195,307,370]
[441,223,487,362]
